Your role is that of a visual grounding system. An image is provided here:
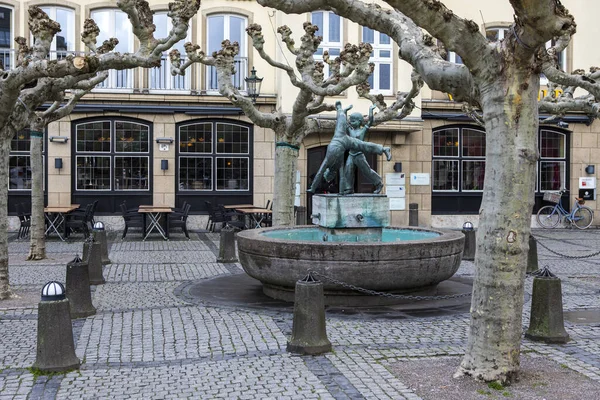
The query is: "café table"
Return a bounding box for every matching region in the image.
[235,207,272,229]
[138,206,173,240]
[222,204,255,209]
[44,204,80,241]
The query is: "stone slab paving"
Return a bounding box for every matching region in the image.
[0,229,599,399]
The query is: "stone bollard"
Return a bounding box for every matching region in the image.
[66,255,96,319]
[32,282,80,372]
[527,234,539,274]
[92,221,111,265]
[287,274,332,355]
[525,267,569,344]
[461,221,476,261]
[83,238,106,285]
[295,206,307,226]
[409,203,419,226]
[217,225,238,263]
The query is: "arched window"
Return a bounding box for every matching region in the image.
[38,6,75,59]
[150,11,191,92]
[0,5,13,69]
[311,11,343,77]
[91,9,133,90]
[206,14,248,91]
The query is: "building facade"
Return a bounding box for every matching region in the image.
[3,0,599,229]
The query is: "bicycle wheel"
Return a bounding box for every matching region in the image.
[572,206,593,229]
[537,205,560,228]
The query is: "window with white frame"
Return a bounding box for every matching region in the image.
[75,120,150,191]
[311,11,343,77]
[39,7,75,59]
[178,121,250,191]
[206,14,248,91]
[150,12,191,92]
[9,129,45,191]
[362,27,393,94]
[90,9,133,90]
[0,6,13,69]
[539,130,566,192]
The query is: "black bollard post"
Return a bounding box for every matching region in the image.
[461,221,476,261]
[33,282,80,372]
[527,234,539,274]
[217,225,238,263]
[295,206,307,226]
[287,274,332,355]
[92,221,111,265]
[66,255,96,319]
[83,238,105,285]
[409,203,419,226]
[525,267,569,344]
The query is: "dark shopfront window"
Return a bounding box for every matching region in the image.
[176,120,253,212]
[432,126,569,214]
[9,129,46,214]
[72,119,152,213]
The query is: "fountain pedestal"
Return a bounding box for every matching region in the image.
[311,194,389,228]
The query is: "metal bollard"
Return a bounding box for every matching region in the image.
[33,282,80,372]
[408,203,419,226]
[525,267,569,343]
[92,221,111,265]
[295,206,307,226]
[66,255,96,319]
[217,225,238,263]
[527,234,539,274]
[83,238,106,285]
[287,274,332,355]
[461,221,476,261]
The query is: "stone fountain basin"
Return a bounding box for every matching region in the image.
[237,226,465,303]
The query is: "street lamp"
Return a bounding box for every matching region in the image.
[245,66,263,103]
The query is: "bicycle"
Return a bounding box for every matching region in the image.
[536,188,594,229]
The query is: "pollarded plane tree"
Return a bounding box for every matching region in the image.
[170,22,422,226]
[257,0,600,384]
[0,0,201,299]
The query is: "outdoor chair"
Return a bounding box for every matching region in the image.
[168,203,191,239]
[205,201,214,231]
[15,203,31,239]
[120,203,144,239]
[210,204,245,231]
[64,203,93,239]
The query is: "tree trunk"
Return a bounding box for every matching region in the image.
[456,68,539,383]
[272,144,299,226]
[0,138,12,299]
[27,122,46,260]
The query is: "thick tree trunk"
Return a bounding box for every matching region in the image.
[0,138,12,299]
[456,68,539,383]
[272,144,299,226]
[27,123,46,260]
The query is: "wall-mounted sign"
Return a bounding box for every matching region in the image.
[579,177,596,189]
[389,198,406,210]
[385,173,406,185]
[579,189,596,200]
[410,173,430,186]
[386,185,406,198]
[159,144,170,152]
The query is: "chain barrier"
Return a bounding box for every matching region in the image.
[533,235,600,259]
[307,270,472,301]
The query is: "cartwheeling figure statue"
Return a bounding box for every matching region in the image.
[307,101,391,194]
[340,105,384,194]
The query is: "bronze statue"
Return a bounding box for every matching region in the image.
[307,101,391,194]
[340,105,384,194]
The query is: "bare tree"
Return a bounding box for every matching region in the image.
[0,0,201,299]
[255,0,600,384]
[171,22,422,226]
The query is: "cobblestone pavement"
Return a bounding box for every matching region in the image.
[1,229,600,399]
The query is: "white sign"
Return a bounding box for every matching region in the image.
[386,185,406,198]
[159,144,170,152]
[385,173,406,185]
[389,198,406,210]
[579,177,596,189]
[410,173,430,186]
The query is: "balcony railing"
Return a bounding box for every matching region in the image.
[0,49,248,94]
[149,55,190,92]
[206,57,248,92]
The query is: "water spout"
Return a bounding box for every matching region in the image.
[356,214,364,222]
[322,233,328,242]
